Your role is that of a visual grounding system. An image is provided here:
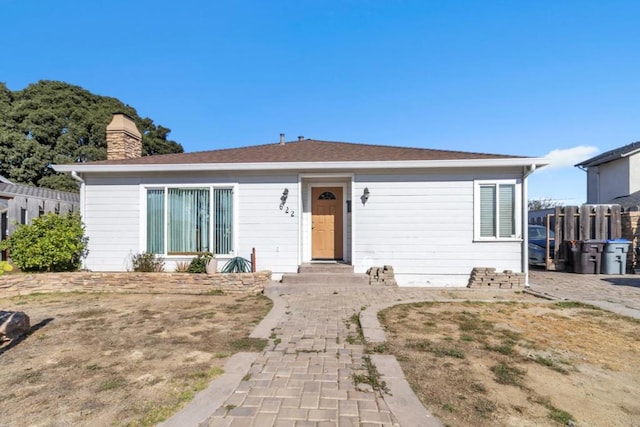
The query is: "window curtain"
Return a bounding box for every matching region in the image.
[146,189,165,254]
[168,188,210,253]
[498,184,515,238]
[214,188,233,254]
[480,185,496,238]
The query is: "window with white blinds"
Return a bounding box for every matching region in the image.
[146,187,234,255]
[476,181,519,240]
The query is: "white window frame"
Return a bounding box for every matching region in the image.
[473,179,522,241]
[141,184,238,257]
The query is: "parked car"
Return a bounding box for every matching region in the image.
[528,225,555,266]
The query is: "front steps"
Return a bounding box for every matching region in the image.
[281,263,369,286]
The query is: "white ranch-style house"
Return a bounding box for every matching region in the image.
[54,114,548,286]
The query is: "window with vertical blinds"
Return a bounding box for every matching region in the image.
[477,182,517,239]
[214,189,233,254]
[479,185,496,238]
[498,184,515,238]
[146,187,234,255]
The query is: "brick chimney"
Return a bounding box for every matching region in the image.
[106,113,142,160]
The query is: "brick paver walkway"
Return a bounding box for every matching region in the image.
[207,284,444,427]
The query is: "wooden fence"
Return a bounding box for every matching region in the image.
[535,205,622,271]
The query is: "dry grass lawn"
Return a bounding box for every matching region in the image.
[378,300,640,427]
[0,291,272,427]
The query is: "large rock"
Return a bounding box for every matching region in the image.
[0,311,31,341]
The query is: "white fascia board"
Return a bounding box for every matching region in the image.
[53,157,549,174]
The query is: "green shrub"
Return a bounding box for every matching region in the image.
[131,252,165,272]
[0,212,88,272]
[187,253,214,273]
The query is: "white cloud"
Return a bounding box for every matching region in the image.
[540,146,599,171]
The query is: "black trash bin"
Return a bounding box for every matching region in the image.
[575,240,605,274]
[601,239,631,274]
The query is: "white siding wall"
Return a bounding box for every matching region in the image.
[81,172,300,276]
[236,175,299,278]
[629,153,640,195]
[83,175,142,271]
[352,170,522,286]
[598,158,629,203]
[80,168,525,286]
[586,168,599,204]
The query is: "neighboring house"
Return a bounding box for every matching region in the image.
[0,175,80,261]
[576,141,640,208]
[53,114,547,286]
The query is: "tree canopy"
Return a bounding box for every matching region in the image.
[528,198,564,211]
[0,80,184,192]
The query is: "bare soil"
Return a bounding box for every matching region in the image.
[0,291,272,427]
[379,301,640,427]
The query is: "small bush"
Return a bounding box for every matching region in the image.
[0,261,14,275]
[187,253,214,273]
[131,252,165,272]
[0,212,88,272]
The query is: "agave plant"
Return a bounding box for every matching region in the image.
[221,257,252,273]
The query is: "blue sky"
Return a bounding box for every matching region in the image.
[2,0,640,204]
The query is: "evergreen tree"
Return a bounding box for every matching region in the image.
[0,80,184,192]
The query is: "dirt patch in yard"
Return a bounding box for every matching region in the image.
[0,291,272,427]
[378,301,640,426]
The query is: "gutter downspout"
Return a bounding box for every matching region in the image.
[522,164,537,288]
[71,171,86,269]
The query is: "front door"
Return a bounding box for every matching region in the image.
[311,187,343,260]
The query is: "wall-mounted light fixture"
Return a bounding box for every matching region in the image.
[280,188,289,209]
[361,187,370,205]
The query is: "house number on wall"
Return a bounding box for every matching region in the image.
[279,204,295,217]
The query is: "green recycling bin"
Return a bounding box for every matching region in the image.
[601,239,631,274]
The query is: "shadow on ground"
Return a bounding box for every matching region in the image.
[0,318,54,356]
[603,277,640,288]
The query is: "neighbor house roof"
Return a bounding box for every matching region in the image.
[0,182,80,204]
[54,138,548,173]
[575,141,640,168]
[609,190,640,210]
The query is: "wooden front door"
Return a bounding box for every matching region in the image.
[311,187,343,260]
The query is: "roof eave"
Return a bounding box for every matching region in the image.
[576,144,640,168]
[53,158,549,174]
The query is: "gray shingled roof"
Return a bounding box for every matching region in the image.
[78,138,525,166]
[575,141,640,168]
[609,191,640,211]
[0,183,79,203]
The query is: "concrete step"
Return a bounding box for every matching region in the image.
[281,272,369,286]
[297,263,354,274]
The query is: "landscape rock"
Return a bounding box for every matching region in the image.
[0,310,31,341]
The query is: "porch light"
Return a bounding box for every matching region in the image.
[361,187,370,205]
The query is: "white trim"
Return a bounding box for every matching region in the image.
[350,179,356,265]
[473,179,522,242]
[303,180,350,263]
[297,179,303,266]
[54,158,550,174]
[139,182,238,257]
